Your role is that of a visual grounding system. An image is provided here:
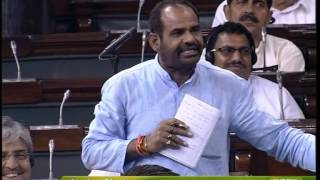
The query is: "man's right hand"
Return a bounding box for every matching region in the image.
[145,118,193,153]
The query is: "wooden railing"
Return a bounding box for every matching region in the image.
[29,119,315,175]
[2,25,316,71]
[3,72,316,118]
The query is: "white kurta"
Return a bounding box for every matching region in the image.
[212,0,315,27]
[254,34,305,72]
[248,74,305,120]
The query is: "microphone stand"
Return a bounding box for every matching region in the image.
[30,89,78,130]
[137,0,148,63]
[11,40,21,81]
[276,70,285,120]
[261,27,267,71]
[2,40,36,82]
[48,139,55,180]
[98,28,136,74]
[59,89,70,126]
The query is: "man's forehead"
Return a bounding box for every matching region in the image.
[2,139,28,152]
[231,0,268,3]
[215,33,250,46]
[161,5,198,24]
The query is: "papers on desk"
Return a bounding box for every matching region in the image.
[159,94,221,168]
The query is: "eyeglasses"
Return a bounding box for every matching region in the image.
[2,152,30,161]
[211,46,253,57]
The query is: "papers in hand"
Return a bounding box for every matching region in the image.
[159,94,221,168]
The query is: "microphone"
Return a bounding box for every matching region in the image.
[137,0,148,62]
[59,89,71,126]
[3,40,36,83]
[261,27,267,71]
[141,30,147,62]
[137,0,145,32]
[10,40,21,81]
[98,27,137,60]
[48,139,55,180]
[276,70,285,120]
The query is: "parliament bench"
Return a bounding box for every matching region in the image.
[1,25,317,78]
[28,118,315,178]
[3,72,316,119]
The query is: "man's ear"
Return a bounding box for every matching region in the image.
[266,10,273,24]
[148,32,160,52]
[223,5,231,21]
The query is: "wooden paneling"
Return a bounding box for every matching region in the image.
[3,72,315,118]
[30,125,86,151]
[29,119,315,175]
[40,78,106,102]
[2,78,107,105]
[2,25,316,72]
[2,80,42,104]
[231,119,316,175]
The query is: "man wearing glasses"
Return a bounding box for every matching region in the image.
[2,116,33,180]
[204,22,305,120]
[212,0,305,72]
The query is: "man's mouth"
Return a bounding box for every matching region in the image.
[3,173,19,178]
[227,64,245,69]
[180,49,199,57]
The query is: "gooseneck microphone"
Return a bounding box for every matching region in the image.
[137,0,148,62]
[276,70,285,120]
[48,139,55,180]
[98,27,137,60]
[59,89,71,126]
[10,40,21,81]
[261,27,267,71]
[137,0,145,32]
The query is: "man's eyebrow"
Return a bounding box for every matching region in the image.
[13,149,28,153]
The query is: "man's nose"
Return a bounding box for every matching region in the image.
[243,3,254,13]
[5,156,19,169]
[183,31,197,43]
[231,49,243,60]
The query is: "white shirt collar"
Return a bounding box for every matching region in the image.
[271,0,309,13]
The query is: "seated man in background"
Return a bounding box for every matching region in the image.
[212,0,315,26]
[210,0,305,72]
[2,116,33,180]
[204,22,305,120]
[123,165,179,176]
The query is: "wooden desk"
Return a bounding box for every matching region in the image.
[2,80,42,104]
[231,119,316,176]
[3,72,316,119]
[2,25,315,63]
[30,125,86,152]
[29,119,315,175]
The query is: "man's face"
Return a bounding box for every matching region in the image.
[212,33,252,79]
[151,5,204,71]
[2,139,32,180]
[224,0,272,38]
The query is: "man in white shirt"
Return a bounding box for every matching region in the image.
[211,0,306,72]
[212,0,315,27]
[204,22,305,119]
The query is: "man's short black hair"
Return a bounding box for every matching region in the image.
[226,0,272,9]
[149,0,199,34]
[205,22,257,65]
[123,164,179,176]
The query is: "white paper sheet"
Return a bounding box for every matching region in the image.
[159,94,221,168]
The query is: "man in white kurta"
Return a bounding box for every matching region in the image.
[202,22,305,120]
[211,0,306,72]
[248,74,305,119]
[212,0,315,27]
